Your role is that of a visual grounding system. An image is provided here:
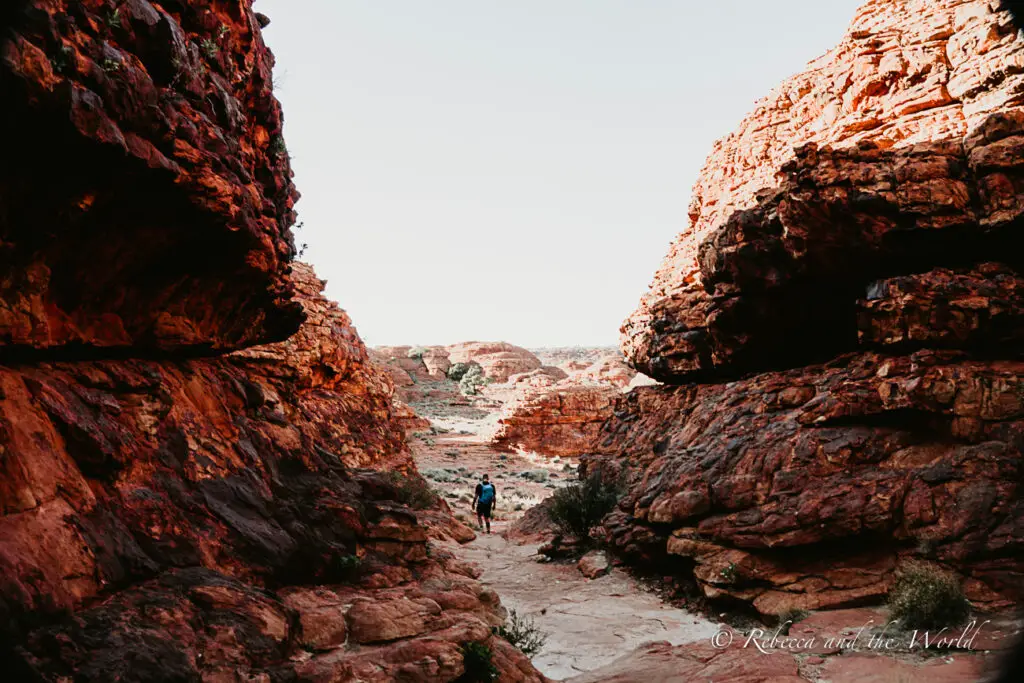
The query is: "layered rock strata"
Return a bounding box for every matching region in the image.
[494,386,618,457]
[0,3,544,680]
[598,0,1024,617]
[622,0,1024,381]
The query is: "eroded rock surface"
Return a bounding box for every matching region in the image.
[0,3,545,680]
[1,0,302,354]
[494,385,618,457]
[0,263,542,680]
[586,350,1024,615]
[622,0,1024,381]
[596,0,1024,623]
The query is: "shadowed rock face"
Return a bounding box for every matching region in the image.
[597,0,1024,617]
[0,3,546,680]
[0,0,302,355]
[585,351,1024,615]
[0,269,545,681]
[622,0,1024,381]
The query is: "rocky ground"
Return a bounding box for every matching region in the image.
[400,385,1023,681]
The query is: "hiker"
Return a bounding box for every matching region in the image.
[472,474,497,534]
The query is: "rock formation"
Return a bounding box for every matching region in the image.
[593,0,1024,617]
[1,0,302,354]
[494,385,618,457]
[448,342,542,383]
[621,0,1024,381]
[0,3,544,681]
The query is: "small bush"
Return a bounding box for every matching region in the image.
[268,135,287,158]
[548,474,620,539]
[49,45,73,75]
[888,562,970,630]
[459,365,489,395]
[447,362,472,382]
[496,609,548,657]
[200,37,219,60]
[385,472,439,510]
[407,347,427,359]
[457,642,498,682]
[519,470,549,483]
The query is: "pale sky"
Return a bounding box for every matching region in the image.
[257,0,863,347]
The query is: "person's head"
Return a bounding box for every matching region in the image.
[482,474,489,483]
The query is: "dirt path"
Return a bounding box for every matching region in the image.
[455,528,719,680]
[408,418,719,680]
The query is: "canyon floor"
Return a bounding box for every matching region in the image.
[407,406,721,680]
[407,392,1023,682]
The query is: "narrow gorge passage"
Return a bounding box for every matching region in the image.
[408,425,719,681]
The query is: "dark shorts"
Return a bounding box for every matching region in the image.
[477,501,493,518]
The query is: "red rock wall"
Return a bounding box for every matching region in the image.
[0,271,543,681]
[622,0,1024,380]
[585,351,1024,615]
[1,0,301,354]
[597,0,1024,616]
[494,386,618,458]
[0,3,546,679]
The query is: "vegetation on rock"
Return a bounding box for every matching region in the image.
[496,609,548,657]
[549,474,620,539]
[457,642,499,682]
[888,562,971,630]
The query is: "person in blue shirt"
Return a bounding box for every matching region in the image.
[472,474,497,534]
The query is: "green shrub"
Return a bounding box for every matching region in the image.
[200,37,219,60]
[548,474,620,539]
[888,562,970,630]
[49,45,73,75]
[457,642,498,682]
[459,365,489,395]
[407,347,427,359]
[495,609,548,657]
[447,362,473,382]
[385,472,439,510]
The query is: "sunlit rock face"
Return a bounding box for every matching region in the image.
[622,0,1024,381]
[597,0,1024,616]
[0,0,302,355]
[493,385,619,457]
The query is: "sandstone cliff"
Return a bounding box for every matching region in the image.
[0,3,544,680]
[622,0,1024,380]
[596,0,1024,617]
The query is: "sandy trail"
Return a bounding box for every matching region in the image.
[450,517,719,680]
[409,407,718,680]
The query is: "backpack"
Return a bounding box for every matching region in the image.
[479,483,495,505]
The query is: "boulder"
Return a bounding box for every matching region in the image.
[578,551,611,579]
